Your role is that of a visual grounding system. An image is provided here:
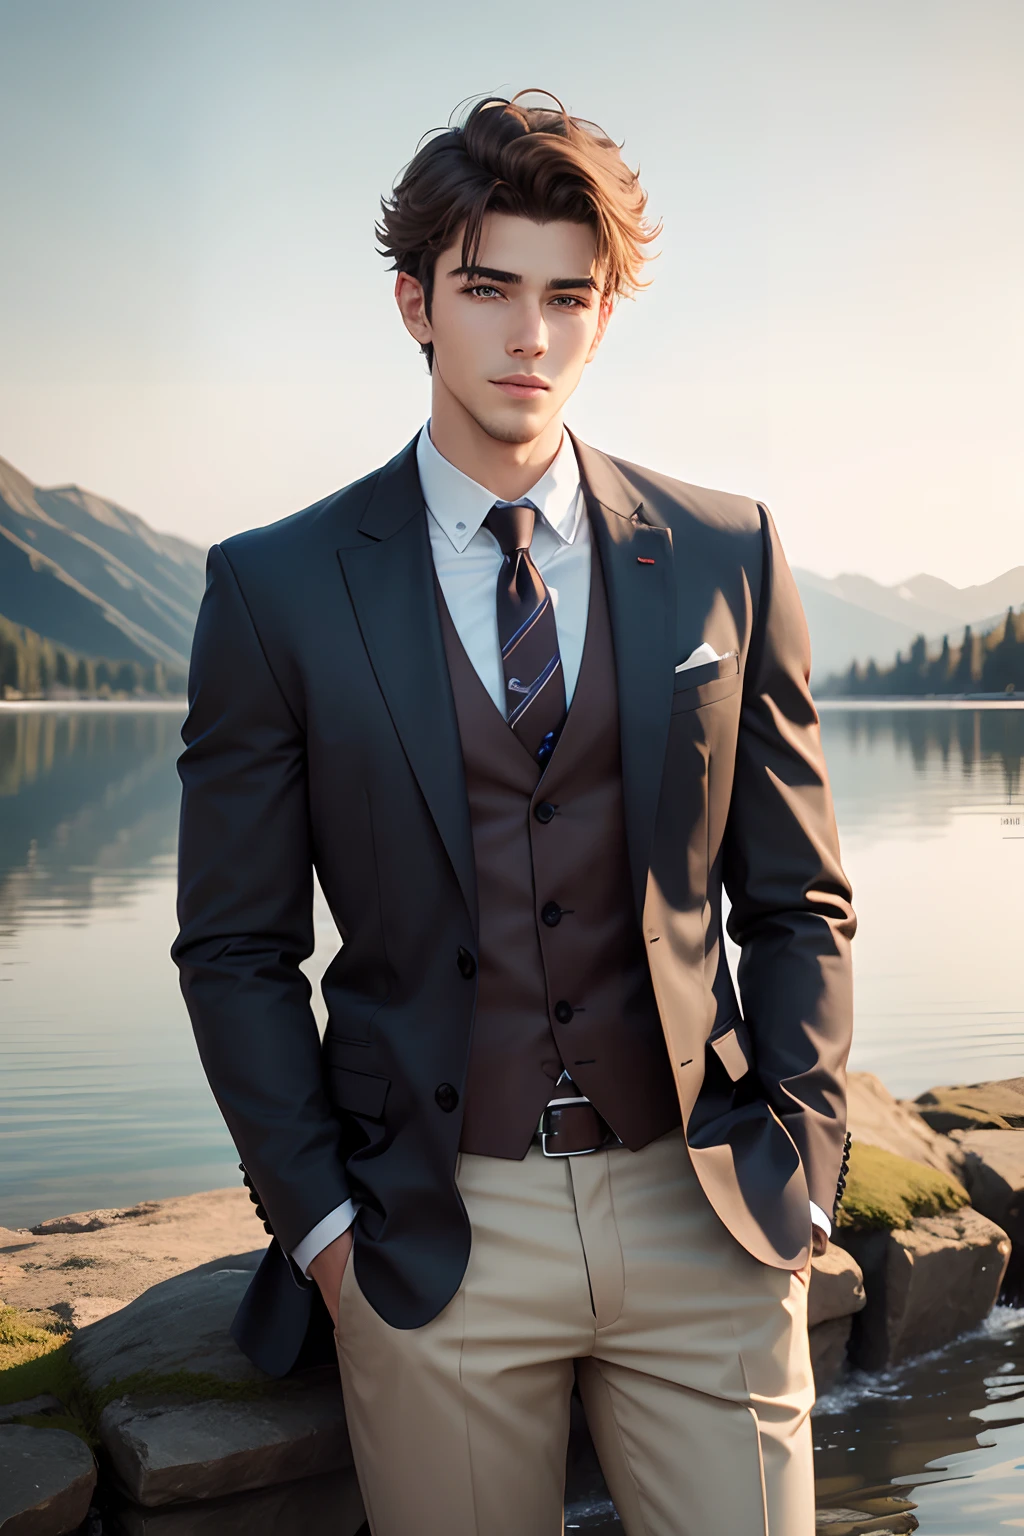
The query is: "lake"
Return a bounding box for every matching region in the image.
[1,701,1022,1532]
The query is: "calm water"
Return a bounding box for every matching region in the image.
[1,702,1022,1531]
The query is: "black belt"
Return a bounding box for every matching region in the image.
[534,1088,620,1158]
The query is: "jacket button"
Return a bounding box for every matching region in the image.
[534,801,556,824]
[541,901,562,927]
[435,1082,459,1112]
[554,1000,574,1023]
[456,947,476,979]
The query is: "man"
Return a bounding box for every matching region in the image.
[173,92,855,1536]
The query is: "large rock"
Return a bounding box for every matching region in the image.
[953,1128,1024,1296]
[0,1423,97,1535]
[99,1382,353,1506]
[808,1243,866,1330]
[71,1266,265,1391]
[0,1398,64,1427]
[914,1078,1024,1132]
[72,1265,352,1508]
[846,1073,964,1179]
[30,1203,162,1236]
[809,1318,855,1397]
[108,1466,365,1536]
[807,1242,867,1393]
[837,1207,1010,1370]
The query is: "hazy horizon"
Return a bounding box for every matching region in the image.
[2,0,1021,586]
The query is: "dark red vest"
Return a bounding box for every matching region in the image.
[436,530,681,1158]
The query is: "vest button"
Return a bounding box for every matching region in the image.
[554,1000,574,1023]
[541,901,562,927]
[534,801,556,824]
[456,946,476,979]
[435,1082,459,1112]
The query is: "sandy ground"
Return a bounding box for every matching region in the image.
[0,1188,269,1328]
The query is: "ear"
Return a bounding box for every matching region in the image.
[585,292,615,363]
[395,272,432,346]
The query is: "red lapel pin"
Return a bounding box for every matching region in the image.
[637,556,656,565]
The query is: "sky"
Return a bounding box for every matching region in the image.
[1,0,1021,586]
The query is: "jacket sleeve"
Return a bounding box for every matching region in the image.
[722,505,856,1217]
[171,542,351,1256]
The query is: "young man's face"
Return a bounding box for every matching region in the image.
[397,213,611,446]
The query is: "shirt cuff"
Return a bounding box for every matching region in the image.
[809,1200,832,1240]
[291,1199,358,1277]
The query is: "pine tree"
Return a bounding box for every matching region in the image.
[952,625,975,691]
[928,635,952,693]
[981,607,1021,692]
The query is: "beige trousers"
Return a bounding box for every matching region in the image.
[334,1128,815,1536]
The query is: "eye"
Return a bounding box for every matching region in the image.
[461,284,503,300]
[550,294,588,310]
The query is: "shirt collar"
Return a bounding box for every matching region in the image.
[416,422,582,555]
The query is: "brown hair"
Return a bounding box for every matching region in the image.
[378,91,659,368]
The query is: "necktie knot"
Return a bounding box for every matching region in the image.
[485,499,537,558]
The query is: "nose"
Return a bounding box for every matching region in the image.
[507,301,548,360]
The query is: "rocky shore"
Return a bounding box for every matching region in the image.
[3,1073,1023,1536]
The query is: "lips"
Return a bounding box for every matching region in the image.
[491,377,550,398]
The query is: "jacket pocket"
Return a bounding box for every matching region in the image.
[328,1063,391,1121]
[671,653,740,714]
[707,1015,753,1082]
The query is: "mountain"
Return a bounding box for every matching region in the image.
[0,455,206,670]
[794,566,1024,683]
[896,569,1024,625]
[3,448,1020,693]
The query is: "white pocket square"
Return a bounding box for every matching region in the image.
[675,643,728,674]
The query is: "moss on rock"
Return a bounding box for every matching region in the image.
[835,1141,971,1232]
[914,1080,1024,1132]
[0,1305,70,1372]
[89,1369,270,1416]
[0,1329,98,1447]
[2,1340,271,1454]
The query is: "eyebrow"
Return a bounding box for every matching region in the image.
[448,264,599,291]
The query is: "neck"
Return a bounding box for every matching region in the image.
[427,374,564,500]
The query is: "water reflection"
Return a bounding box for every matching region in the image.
[0,705,237,1230]
[0,708,184,929]
[824,706,1024,806]
[813,1309,1024,1535]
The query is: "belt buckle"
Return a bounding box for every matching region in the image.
[540,1131,603,1158]
[538,1095,603,1158]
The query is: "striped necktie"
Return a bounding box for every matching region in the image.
[484,498,567,767]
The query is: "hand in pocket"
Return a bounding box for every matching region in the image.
[309,1228,355,1328]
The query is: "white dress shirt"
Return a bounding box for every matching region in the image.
[418,421,592,713]
[291,425,828,1276]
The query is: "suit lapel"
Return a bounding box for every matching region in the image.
[336,439,478,931]
[571,433,676,925]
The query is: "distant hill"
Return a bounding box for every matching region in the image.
[0,455,206,671]
[794,566,1024,682]
[3,448,1019,698]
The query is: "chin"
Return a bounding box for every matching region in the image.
[470,403,554,447]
